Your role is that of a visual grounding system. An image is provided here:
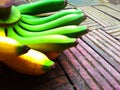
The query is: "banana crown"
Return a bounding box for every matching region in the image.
[0,6,21,25]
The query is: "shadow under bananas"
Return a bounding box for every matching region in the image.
[0,60,62,90]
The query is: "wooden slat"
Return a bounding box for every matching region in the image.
[13,0,28,6]
[80,17,103,30]
[58,31,120,89]
[93,5,120,20]
[53,83,74,90]
[60,50,101,90]
[79,6,120,27]
[103,3,120,12]
[82,29,120,73]
[58,40,120,89]
[69,47,114,90]
[103,25,120,40]
[32,76,73,90]
[103,25,120,30]
[57,53,90,90]
[77,38,120,82]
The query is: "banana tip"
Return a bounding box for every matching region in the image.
[74,39,79,46]
[22,45,30,53]
[51,63,56,69]
[17,45,30,55]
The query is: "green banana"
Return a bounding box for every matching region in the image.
[21,9,84,25]
[6,27,77,52]
[21,14,40,19]
[19,13,86,32]
[14,24,88,38]
[17,0,67,15]
[0,6,21,25]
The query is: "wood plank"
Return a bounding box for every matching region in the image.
[103,3,120,12]
[80,17,103,30]
[79,6,120,27]
[77,38,120,84]
[1,75,72,90]
[58,33,120,89]
[32,76,73,90]
[58,53,90,90]
[93,5,120,20]
[67,47,114,90]
[13,0,28,6]
[103,25,120,40]
[53,83,74,90]
[82,30,120,73]
[0,61,66,90]
[103,25,120,30]
[61,50,101,90]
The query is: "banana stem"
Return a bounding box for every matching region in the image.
[0,0,13,19]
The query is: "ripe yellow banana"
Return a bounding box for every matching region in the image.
[0,49,55,75]
[0,36,30,57]
[0,27,6,36]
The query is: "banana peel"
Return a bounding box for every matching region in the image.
[0,27,6,36]
[0,49,55,75]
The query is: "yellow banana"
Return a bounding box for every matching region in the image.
[1,49,55,75]
[0,27,6,36]
[0,36,30,56]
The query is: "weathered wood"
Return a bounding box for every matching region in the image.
[103,25,120,40]
[58,53,90,90]
[32,76,73,90]
[70,47,115,90]
[93,5,120,20]
[103,25,120,30]
[79,6,120,27]
[82,30,120,73]
[77,38,120,83]
[0,61,67,90]
[58,35,120,89]
[80,17,103,30]
[13,0,28,6]
[103,3,120,12]
[62,50,101,90]
[53,83,74,90]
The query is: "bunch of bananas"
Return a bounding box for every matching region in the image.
[0,0,88,75]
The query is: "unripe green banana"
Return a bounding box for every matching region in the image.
[21,14,40,19]
[21,9,84,25]
[14,24,88,38]
[0,6,21,25]
[17,0,67,15]
[19,13,86,32]
[6,27,77,52]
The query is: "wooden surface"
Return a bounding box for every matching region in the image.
[0,0,120,90]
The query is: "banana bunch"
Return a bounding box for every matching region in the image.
[0,0,88,75]
[0,36,55,75]
[5,2,87,53]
